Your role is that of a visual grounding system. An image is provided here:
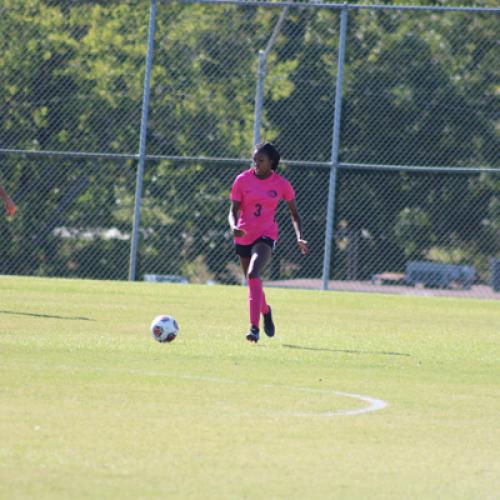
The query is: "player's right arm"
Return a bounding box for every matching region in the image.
[0,185,16,216]
[228,200,246,237]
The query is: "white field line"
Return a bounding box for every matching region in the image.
[19,363,388,417]
[181,374,388,417]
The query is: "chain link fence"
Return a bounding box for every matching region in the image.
[1,0,499,299]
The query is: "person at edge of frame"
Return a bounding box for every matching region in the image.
[228,142,308,343]
[0,184,16,216]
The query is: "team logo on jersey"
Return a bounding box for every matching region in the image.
[267,190,278,198]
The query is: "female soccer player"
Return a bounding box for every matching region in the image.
[0,184,16,216]
[228,143,308,343]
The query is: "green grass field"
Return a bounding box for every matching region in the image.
[1,276,499,499]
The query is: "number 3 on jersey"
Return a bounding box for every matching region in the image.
[254,203,262,217]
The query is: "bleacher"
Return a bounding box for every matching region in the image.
[404,261,476,290]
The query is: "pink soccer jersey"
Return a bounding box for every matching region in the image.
[230,168,295,245]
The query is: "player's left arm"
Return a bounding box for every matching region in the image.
[286,199,308,255]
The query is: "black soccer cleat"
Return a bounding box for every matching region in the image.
[246,325,260,343]
[263,306,275,337]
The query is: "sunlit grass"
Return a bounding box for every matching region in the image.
[1,276,499,499]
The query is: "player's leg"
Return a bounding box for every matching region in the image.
[248,241,275,337]
[245,242,274,341]
[247,241,273,279]
[239,253,269,313]
[239,256,250,278]
[235,246,260,342]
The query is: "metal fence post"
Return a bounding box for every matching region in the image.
[252,7,288,147]
[253,50,266,146]
[129,0,157,281]
[322,5,348,291]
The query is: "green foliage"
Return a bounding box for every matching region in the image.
[0,1,498,282]
[394,207,432,259]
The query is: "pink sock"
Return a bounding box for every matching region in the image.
[261,290,270,315]
[248,278,263,328]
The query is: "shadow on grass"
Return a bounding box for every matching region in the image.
[0,310,94,321]
[282,344,410,357]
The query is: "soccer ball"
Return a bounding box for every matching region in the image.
[150,315,179,343]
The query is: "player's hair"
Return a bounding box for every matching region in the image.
[254,143,280,171]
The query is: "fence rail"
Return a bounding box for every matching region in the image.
[179,0,500,14]
[0,0,498,299]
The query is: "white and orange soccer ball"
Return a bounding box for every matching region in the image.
[150,315,179,343]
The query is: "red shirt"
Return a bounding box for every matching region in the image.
[230,168,295,245]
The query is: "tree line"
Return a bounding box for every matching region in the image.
[0,0,498,284]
